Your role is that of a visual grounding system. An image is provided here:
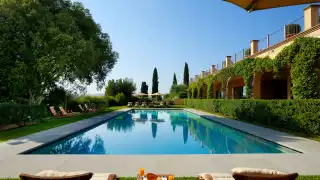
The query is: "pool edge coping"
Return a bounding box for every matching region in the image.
[1,107,320,156]
[28,108,315,154]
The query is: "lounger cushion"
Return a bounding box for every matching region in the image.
[33,171,117,180]
[35,170,91,177]
[198,173,234,180]
[231,167,284,175]
[20,171,93,180]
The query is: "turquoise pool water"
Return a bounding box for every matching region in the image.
[29,109,298,154]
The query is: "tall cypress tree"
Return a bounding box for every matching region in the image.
[141,82,148,94]
[152,68,159,93]
[173,73,177,85]
[184,62,189,86]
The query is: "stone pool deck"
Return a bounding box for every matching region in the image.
[1,108,320,177]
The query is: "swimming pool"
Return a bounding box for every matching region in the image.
[29,109,298,154]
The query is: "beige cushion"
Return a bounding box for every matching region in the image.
[36,170,90,177]
[91,173,113,180]
[198,173,233,180]
[231,167,284,175]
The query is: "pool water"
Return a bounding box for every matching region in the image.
[29,110,298,154]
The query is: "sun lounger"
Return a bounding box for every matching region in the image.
[148,102,154,108]
[49,106,71,117]
[199,168,298,180]
[78,104,89,112]
[137,173,174,180]
[127,102,133,107]
[232,173,298,180]
[59,107,73,116]
[49,106,60,117]
[20,170,118,180]
[84,103,96,112]
[142,102,147,107]
[135,102,140,107]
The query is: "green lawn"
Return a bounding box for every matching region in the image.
[0,106,126,143]
[2,176,320,180]
[193,108,320,142]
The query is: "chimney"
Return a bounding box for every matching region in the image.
[201,71,205,78]
[225,56,233,67]
[304,5,320,31]
[210,65,216,74]
[250,40,259,55]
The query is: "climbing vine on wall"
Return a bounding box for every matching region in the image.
[276,37,320,99]
[205,79,213,99]
[196,79,204,99]
[189,37,320,99]
[190,83,197,99]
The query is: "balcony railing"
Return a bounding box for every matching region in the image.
[191,5,320,83]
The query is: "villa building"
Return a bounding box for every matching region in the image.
[190,5,320,100]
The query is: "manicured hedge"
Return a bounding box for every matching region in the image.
[174,99,185,105]
[185,99,320,135]
[0,103,48,130]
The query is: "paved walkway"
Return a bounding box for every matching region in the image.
[0,108,320,177]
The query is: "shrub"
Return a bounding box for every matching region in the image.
[74,95,108,109]
[115,93,126,105]
[0,103,48,130]
[178,91,187,98]
[174,99,185,105]
[163,94,170,100]
[107,96,118,106]
[184,99,320,135]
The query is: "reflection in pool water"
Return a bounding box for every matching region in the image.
[30,110,298,154]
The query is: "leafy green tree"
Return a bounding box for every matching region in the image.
[163,93,170,100]
[105,78,136,97]
[173,73,177,85]
[170,84,188,98]
[141,82,149,94]
[115,78,136,97]
[105,80,116,96]
[115,92,126,105]
[184,63,189,86]
[152,68,159,93]
[43,86,73,107]
[0,0,118,104]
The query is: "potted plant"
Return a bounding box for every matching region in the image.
[285,24,301,39]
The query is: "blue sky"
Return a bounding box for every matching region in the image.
[81,0,306,95]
